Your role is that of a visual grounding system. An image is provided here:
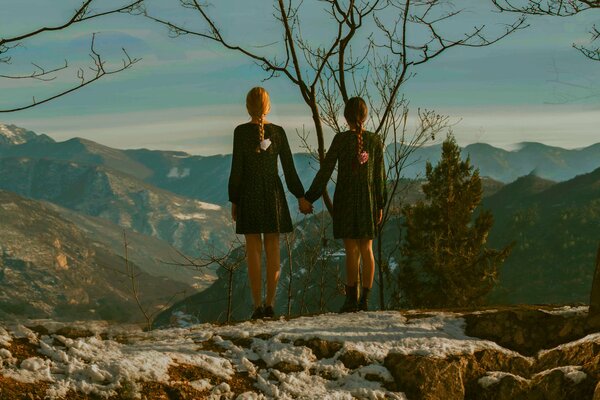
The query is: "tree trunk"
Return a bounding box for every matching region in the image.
[308,96,334,213]
[227,268,234,323]
[286,234,293,317]
[377,230,385,310]
[589,242,600,317]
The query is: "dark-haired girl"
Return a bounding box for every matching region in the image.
[304,97,387,312]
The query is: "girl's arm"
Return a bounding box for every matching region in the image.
[279,127,305,198]
[228,127,244,206]
[374,136,387,212]
[304,135,340,203]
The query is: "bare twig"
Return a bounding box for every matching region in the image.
[0,0,144,112]
[1,33,140,113]
[492,0,600,61]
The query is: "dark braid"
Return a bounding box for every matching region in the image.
[343,97,368,165]
[356,121,364,156]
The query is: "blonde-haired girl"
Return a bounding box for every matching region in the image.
[304,97,386,312]
[228,87,312,319]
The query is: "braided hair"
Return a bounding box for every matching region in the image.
[343,97,369,163]
[246,87,271,152]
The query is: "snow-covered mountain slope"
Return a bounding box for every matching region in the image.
[0,190,194,323]
[47,204,217,289]
[0,307,598,400]
[0,124,53,147]
[0,157,235,257]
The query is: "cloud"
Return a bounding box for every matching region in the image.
[5,103,598,156]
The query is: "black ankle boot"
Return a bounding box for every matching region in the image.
[251,305,264,320]
[263,305,275,319]
[358,287,371,311]
[339,285,358,313]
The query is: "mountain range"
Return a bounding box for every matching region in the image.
[2,123,600,206]
[0,122,599,323]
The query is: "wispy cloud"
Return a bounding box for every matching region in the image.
[5,104,598,155]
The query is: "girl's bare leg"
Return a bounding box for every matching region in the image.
[245,234,263,307]
[264,233,281,307]
[358,239,375,289]
[343,239,361,286]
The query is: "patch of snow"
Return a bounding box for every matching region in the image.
[538,332,600,357]
[214,312,522,362]
[11,325,38,343]
[236,391,266,400]
[190,378,213,391]
[0,327,11,346]
[0,349,12,359]
[5,310,588,399]
[354,364,394,382]
[534,365,587,385]
[250,337,315,368]
[195,200,222,211]
[478,371,527,388]
[563,369,587,385]
[0,124,28,145]
[0,325,234,399]
[540,306,588,316]
[174,212,207,221]
[167,167,191,179]
[318,248,345,261]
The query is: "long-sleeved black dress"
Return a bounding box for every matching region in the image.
[305,130,387,239]
[228,122,305,234]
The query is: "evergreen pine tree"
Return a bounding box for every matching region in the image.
[399,134,513,308]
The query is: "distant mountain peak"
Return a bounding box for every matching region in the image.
[0,123,54,146]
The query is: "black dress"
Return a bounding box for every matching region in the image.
[305,130,387,239]
[228,122,305,234]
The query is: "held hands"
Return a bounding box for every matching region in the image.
[298,197,313,215]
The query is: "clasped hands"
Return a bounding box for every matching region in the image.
[298,197,313,215]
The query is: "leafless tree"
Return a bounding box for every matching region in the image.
[146,1,525,313]
[492,0,600,61]
[284,232,295,317]
[0,0,144,113]
[165,237,246,322]
[145,0,526,212]
[120,232,187,330]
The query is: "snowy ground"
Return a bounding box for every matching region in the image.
[0,308,597,399]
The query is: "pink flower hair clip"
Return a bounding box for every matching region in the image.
[358,150,369,165]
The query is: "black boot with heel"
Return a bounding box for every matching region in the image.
[339,284,358,313]
[358,287,371,311]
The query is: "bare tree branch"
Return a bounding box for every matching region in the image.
[0,0,144,47]
[0,0,144,112]
[0,34,140,113]
[492,0,600,60]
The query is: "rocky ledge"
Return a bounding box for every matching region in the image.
[0,305,598,400]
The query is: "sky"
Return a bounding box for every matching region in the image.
[0,0,599,155]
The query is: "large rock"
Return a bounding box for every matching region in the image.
[384,354,467,400]
[464,308,589,356]
[589,244,600,319]
[384,333,600,400]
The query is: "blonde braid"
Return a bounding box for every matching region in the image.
[259,115,265,143]
[255,115,265,153]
